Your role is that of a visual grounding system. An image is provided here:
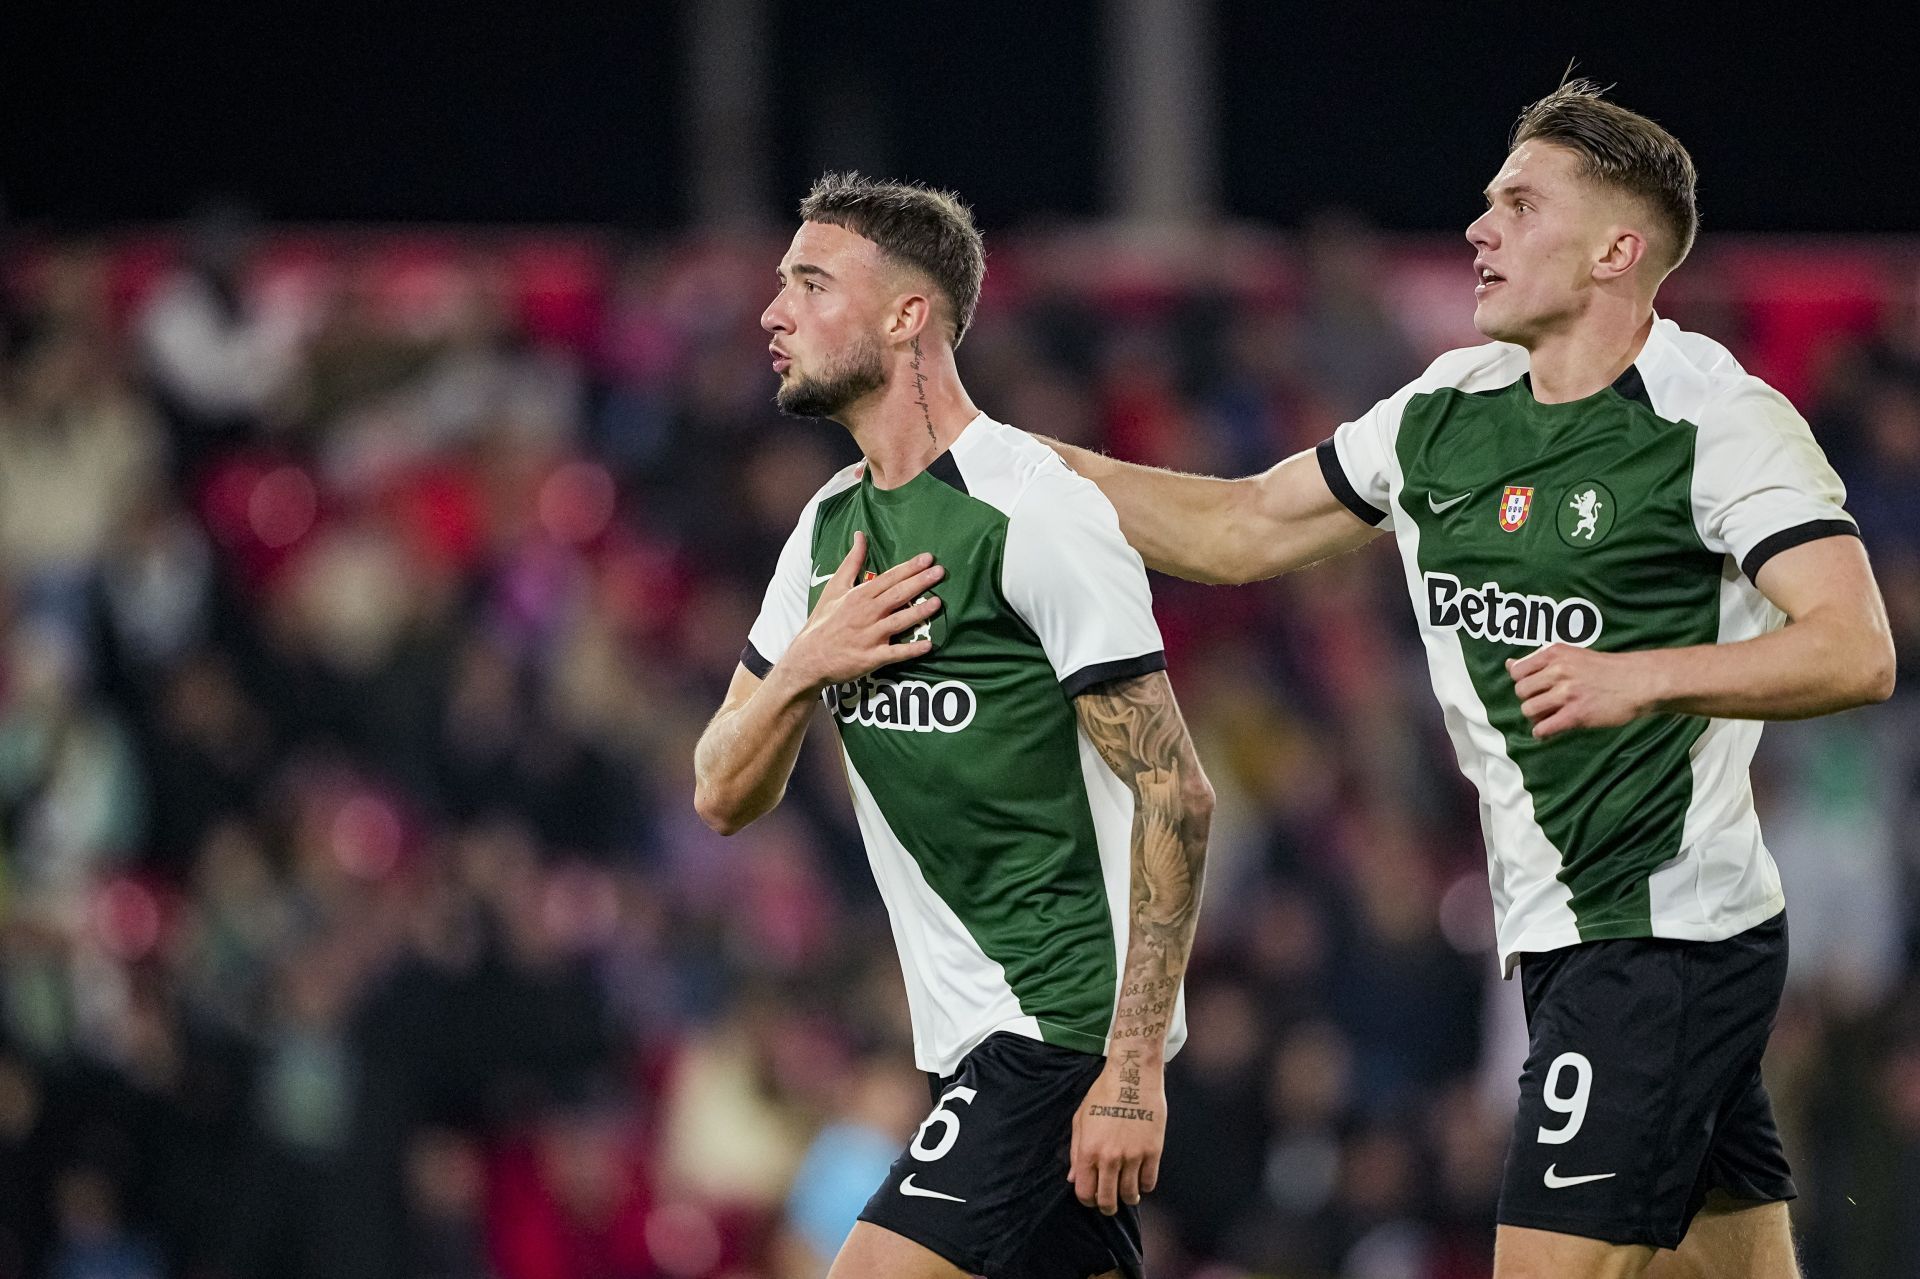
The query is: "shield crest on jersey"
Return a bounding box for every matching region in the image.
[846,568,947,651]
[1499,486,1534,532]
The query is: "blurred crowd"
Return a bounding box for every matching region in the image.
[0,210,1916,1279]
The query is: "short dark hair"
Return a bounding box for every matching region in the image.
[798,172,986,346]
[1512,79,1699,274]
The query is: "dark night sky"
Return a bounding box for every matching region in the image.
[4,0,1915,233]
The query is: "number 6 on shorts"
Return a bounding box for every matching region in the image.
[1536,1052,1593,1145]
[910,1085,978,1162]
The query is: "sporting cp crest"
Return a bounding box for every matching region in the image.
[1557,481,1616,547]
[1498,486,1534,532]
[862,570,947,649]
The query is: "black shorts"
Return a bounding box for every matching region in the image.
[1497,911,1797,1251]
[858,1032,1143,1279]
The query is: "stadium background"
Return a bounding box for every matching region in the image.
[1,3,1917,1276]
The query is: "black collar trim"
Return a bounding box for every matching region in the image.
[925,450,968,495]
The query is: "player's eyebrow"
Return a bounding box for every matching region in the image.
[779,262,834,284]
[1484,182,1543,205]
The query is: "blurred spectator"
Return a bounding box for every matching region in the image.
[777,1053,921,1272]
[137,204,306,477]
[47,1167,161,1279]
[405,1127,494,1279]
[485,1095,657,1279]
[1158,980,1271,1258]
[1285,209,1421,425]
[0,326,162,642]
[0,1047,56,1277]
[0,623,145,894]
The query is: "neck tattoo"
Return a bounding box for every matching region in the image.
[910,337,935,443]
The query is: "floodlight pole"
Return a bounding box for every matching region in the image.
[685,0,772,229]
[1106,0,1219,227]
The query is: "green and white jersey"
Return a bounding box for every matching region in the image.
[1320,318,1857,975]
[743,413,1185,1074]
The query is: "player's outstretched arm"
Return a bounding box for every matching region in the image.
[1509,536,1896,737]
[694,534,945,834]
[1067,670,1213,1217]
[1041,439,1383,584]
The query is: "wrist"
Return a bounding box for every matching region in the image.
[1633,648,1683,716]
[1107,1042,1167,1071]
[765,658,829,705]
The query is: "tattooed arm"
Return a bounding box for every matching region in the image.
[1068,670,1213,1216]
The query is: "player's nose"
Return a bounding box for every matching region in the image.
[1466,212,1495,252]
[761,295,790,335]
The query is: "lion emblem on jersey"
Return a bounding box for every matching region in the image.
[908,593,936,644]
[1555,480,1617,547]
[1569,489,1603,540]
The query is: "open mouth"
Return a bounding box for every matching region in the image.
[1475,265,1506,298]
[770,350,792,373]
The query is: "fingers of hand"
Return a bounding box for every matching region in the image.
[875,593,941,639]
[863,552,936,599]
[1072,1149,1098,1207]
[876,640,935,668]
[1141,1154,1161,1196]
[823,533,867,599]
[1524,680,1583,734]
[1118,1158,1142,1208]
[1095,1156,1120,1216]
[1520,668,1566,706]
[1533,708,1579,738]
[874,564,944,614]
[1506,645,1555,680]
[1511,668,1557,701]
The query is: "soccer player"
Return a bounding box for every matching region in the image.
[694,174,1213,1279]
[1045,83,1895,1279]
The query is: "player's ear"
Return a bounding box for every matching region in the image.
[888,292,934,345]
[1594,227,1647,284]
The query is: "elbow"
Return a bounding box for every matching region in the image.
[693,787,748,837]
[1862,635,1898,705]
[1212,480,1268,586]
[1184,770,1217,830]
[1191,562,1254,588]
[694,800,739,837]
[694,780,785,836]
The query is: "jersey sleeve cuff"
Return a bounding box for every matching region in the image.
[740,642,774,679]
[1316,438,1389,527]
[1740,518,1860,582]
[1061,651,1167,699]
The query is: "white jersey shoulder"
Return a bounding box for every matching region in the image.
[948,412,1088,517]
[952,414,1166,692]
[1634,319,1852,572]
[1635,317,1760,425]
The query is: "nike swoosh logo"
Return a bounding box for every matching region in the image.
[899,1174,967,1203]
[810,571,835,586]
[1428,490,1473,514]
[1544,1165,1618,1189]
